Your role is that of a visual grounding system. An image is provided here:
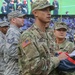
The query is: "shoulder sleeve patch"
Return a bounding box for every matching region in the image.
[7,38,14,44]
[22,40,31,48]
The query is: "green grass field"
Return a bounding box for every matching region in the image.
[50,0,75,15]
[0,0,75,15]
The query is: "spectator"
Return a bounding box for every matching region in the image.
[1,1,8,14]
[16,0,22,10]
[52,0,59,15]
[22,0,28,14]
[4,0,10,4]
[8,0,15,13]
[66,11,69,15]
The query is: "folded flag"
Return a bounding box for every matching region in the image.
[55,52,75,72]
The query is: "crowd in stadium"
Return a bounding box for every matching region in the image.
[0,15,75,43]
[0,0,75,55]
[1,0,59,15]
[0,0,75,75]
[1,0,31,14]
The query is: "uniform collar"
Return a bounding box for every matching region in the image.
[10,24,21,33]
[33,23,49,32]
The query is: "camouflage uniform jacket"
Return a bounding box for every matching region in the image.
[4,24,21,75]
[18,24,60,75]
[0,31,6,75]
[50,39,75,75]
[56,39,74,53]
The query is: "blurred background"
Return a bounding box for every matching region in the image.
[0,0,75,15]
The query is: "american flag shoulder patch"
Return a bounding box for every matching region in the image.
[22,40,31,48]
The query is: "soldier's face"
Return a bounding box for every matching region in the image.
[33,7,51,23]
[15,17,25,27]
[2,26,9,34]
[54,28,67,39]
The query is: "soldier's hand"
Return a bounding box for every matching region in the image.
[58,52,68,61]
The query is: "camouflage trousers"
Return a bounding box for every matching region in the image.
[0,59,5,75]
[0,69,4,75]
[4,61,19,75]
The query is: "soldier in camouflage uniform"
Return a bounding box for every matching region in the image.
[51,22,75,75]
[18,0,68,75]
[54,22,74,53]
[4,10,25,75]
[0,21,9,75]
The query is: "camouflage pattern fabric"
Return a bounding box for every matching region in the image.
[55,40,74,53]
[0,21,9,27]
[31,0,55,11]
[50,40,75,75]
[8,10,25,21]
[54,22,67,30]
[18,24,60,75]
[4,25,21,75]
[0,31,6,75]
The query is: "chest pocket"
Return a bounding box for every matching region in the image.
[30,30,51,58]
[46,32,56,55]
[59,42,71,53]
[36,37,50,58]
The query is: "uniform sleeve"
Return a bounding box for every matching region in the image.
[6,30,20,59]
[50,57,60,69]
[65,42,75,53]
[18,32,60,75]
[0,37,5,55]
[69,42,75,53]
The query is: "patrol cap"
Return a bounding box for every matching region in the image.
[0,21,9,27]
[31,0,55,11]
[8,10,26,21]
[54,22,67,30]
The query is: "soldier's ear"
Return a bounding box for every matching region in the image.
[32,10,38,17]
[54,30,56,35]
[11,18,16,23]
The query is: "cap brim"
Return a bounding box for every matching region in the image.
[55,27,67,30]
[0,22,10,27]
[18,14,26,18]
[32,5,55,11]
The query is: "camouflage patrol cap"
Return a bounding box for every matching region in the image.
[8,10,25,21]
[31,0,55,11]
[0,21,9,27]
[54,22,67,30]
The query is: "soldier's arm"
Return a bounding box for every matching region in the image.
[62,41,75,53]
[6,30,20,59]
[68,42,75,53]
[49,52,68,73]
[18,32,52,75]
[18,32,68,75]
[0,37,5,55]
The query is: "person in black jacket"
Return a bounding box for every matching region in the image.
[52,0,59,15]
[1,2,8,14]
